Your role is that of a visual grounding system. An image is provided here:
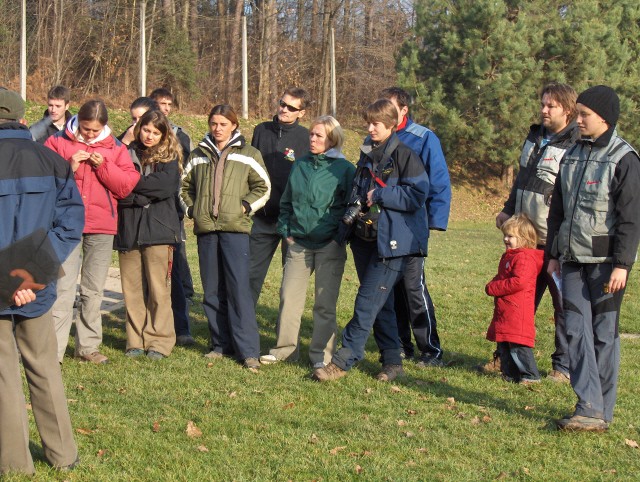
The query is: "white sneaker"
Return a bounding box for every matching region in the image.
[259,354,279,364]
[313,362,326,369]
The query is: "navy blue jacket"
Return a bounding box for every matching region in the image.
[356,133,429,258]
[0,123,84,317]
[396,117,451,231]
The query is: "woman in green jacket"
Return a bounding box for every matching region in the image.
[181,104,270,370]
[259,116,355,368]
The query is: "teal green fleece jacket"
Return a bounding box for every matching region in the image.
[277,148,355,249]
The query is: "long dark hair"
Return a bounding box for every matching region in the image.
[133,110,183,172]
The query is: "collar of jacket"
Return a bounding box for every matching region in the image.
[270,115,301,134]
[530,121,579,145]
[577,126,616,149]
[0,122,32,139]
[314,147,346,160]
[359,133,400,165]
[199,131,246,155]
[65,115,113,146]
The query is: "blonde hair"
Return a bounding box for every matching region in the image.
[310,115,344,151]
[133,110,183,174]
[501,214,538,249]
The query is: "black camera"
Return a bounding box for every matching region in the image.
[342,196,363,225]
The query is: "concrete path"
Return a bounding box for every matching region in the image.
[97,267,124,313]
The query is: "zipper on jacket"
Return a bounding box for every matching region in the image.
[566,143,591,258]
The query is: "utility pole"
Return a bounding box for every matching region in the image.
[140,0,147,96]
[242,14,248,119]
[20,0,27,100]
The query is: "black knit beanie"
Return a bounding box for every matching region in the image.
[576,85,620,126]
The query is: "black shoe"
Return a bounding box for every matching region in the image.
[57,455,80,471]
[416,353,444,368]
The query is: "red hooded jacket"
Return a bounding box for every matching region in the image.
[485,247,544,347]
[45,117,139,235]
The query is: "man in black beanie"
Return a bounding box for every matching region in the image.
[546,85,640,432]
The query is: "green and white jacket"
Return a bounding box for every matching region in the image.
[181,132,271,235]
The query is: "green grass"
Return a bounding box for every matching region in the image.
[8,221,640,481]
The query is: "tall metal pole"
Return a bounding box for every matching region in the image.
[242,15,249,120]
[140,0,147,96]
[330,27,336,118]
[20,0,27,100]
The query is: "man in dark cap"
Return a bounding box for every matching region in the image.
[0,89,84,474]
[546,85,640,432]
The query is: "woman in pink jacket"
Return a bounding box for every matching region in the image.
[45,100,140,364]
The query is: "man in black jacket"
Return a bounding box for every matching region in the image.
[249,87,310,305]
[29,85,72,144]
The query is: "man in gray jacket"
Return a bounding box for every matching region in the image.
[29,85,71,143]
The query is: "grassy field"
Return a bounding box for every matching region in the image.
[12,105,640,480]
[7,220,640,481]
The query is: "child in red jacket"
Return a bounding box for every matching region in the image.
[485,214,544,384]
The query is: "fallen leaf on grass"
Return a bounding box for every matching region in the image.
[364,388,373,394]
[355,465,363,474]
[440,377,448,383]
[446,397,456,405]
[456,412,467,419]
[602,469,617,474]
[496,472,508,480]
[471,416,480,425]
[186,421,202,438]
[152,421,160,433]
[25,403,32,411]
[625,439,639,448]
[397,420,407,426]
[197,445,209,452]
[416,448,428,454]
[407,409,417,415]
[97,449,107,457]
[524,405,535,411]
[206,362,214,368]
[482,415,492,423]
[118,387,126,394]
[329,446,347,455]
[67,399,78,403]
[76,384,85,390]
[76,428,94,435]
[390,385,401,393]
[406,460,416,467]
[228,391,237,398]
[309,434,319,444]
[283,402,295,410]
[204,399,211,407]
[403,431,415,438]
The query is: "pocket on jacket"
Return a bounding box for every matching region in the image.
[592,235,613,258]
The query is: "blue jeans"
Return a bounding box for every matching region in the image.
[332,237,407,371]
[197,232,260,360]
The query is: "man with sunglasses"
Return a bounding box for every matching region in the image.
[249,87,310,305]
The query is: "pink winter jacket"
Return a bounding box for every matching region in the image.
[45,118,140,235]
[485,247,544,347]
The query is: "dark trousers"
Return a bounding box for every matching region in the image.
[535,252,568,373]
[498,341,540,382]
[393,256,442,359]
[563,262,623,422]
[197,232,260,360]
[171,243,191,337]
[332,237,406,370]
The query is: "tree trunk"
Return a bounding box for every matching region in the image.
[311,0,319,43]
[225,0,244,104]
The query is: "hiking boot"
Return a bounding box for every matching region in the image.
[147,350,166,360]
[312,361,326,369]
[376,364,405,382]
[312,362,347,382]
[547,369,570,383]
[477,355,501,374]
[176,335,195,346]
[416,353,444,368]
[77,351,109,364]
[204,351,224,359]
[125,348,144,358]
[259,354,280,365]
[244,358,260,371]
[556,415,608,432]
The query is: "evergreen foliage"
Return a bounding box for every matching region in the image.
[399,0,640,170]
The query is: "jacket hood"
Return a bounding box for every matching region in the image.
[321,147,346,159]
[0,122,32,138]
[65,115,112,145]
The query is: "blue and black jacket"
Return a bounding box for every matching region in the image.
[353,133,429,258]
[0,123,84,317]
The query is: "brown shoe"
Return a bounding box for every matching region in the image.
[243,358,260,371]
[477,354,501,374]
[312,362,347,382]
[376,364,405,382]
[556,415,608,432]
[77,351,109,364]
[547,369,570,383]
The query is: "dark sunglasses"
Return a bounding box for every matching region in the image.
[279,99,303,112]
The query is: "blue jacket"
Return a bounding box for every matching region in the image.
[396,118,451,231]
[356,133,429,258]
[0,123,84,317]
